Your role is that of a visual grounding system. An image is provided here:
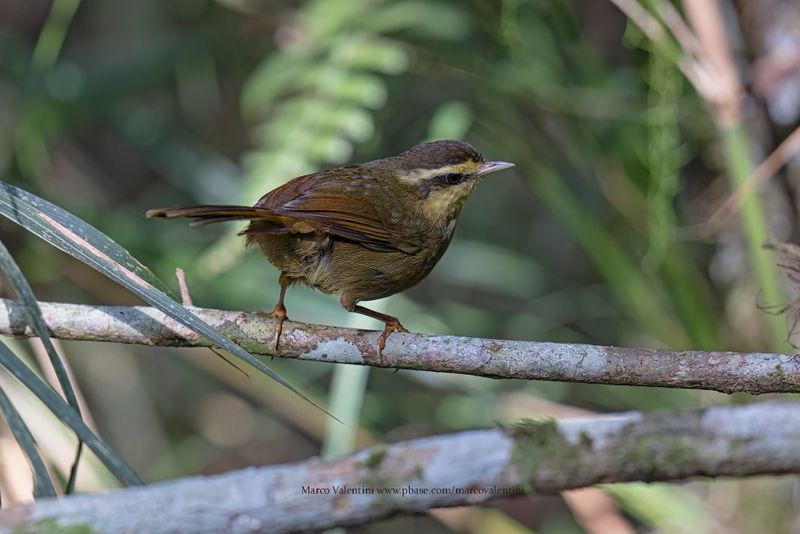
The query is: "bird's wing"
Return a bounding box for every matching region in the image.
[253,171,421,254]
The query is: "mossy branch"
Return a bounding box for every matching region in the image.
[2,401,799,533]
[0,298,796,394]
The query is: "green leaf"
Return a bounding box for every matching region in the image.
[330,36,408,74]
[0,339,141,486]
[302,0,376,39]
[242,54,308,117]
[425,101,474,141]
[0,181,335,420]
[368,2,471,40]
[0,386,57,498]
[0,239,84,492]
[0,183,174,297]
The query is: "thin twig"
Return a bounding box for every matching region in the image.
[704,124,800,229]
[653,0,701,58]
[174,268,193,306]
[606,0,666,41]
[683,0,743,125]
[606,0,713,106]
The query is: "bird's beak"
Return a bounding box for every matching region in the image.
[478,161,515,177]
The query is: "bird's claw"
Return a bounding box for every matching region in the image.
[377,319,408,362]
[257,305,287,354]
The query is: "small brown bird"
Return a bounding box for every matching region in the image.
[147,140,513,353]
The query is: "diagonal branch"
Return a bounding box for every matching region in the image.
[0,298,796,394]
[2,401,800,533]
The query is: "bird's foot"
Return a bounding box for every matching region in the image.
[377,319,408,362]
[256,304,288,354]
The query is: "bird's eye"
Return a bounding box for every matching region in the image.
[440,173,464,185]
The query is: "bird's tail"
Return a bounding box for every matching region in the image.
[146,205,277,225]
[146,205,296,239]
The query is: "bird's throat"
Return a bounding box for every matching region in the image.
[420,186,467,226]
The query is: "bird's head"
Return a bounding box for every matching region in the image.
[379,140,514,223]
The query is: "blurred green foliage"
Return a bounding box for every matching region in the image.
[1,0,798,531]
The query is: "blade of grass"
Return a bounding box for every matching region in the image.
[0,339,141,486]
[322,365,369,456]
[65,442,83,493]
[720,126,788,351]
[0,387,57,498]
[31,0,83,72]
[0,181,336,420]
[0,239,84,492]
[0,184,173,297]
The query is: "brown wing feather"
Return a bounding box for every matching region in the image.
[256,171,421,254]
[148,169,422,254]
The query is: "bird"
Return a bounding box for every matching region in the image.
[146,140,514,355]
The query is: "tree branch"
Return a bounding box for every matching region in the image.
[2,401,799,533]
[0,298,796,394]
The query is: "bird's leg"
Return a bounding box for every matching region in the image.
[258,273,292,352]
[350,304,409,358]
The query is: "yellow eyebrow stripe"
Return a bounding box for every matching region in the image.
[395,162,478,184]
